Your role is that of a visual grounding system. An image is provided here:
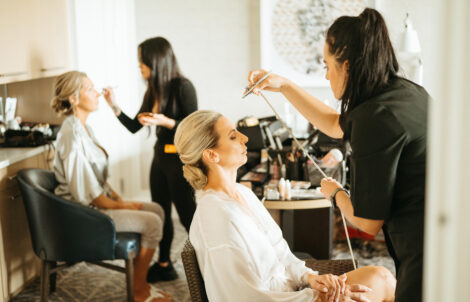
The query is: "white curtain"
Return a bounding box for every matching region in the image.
[70,0,152,199]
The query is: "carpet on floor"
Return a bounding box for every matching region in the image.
[12,219,394,302]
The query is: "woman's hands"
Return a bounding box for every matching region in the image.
[102,87,116,105]
[137,113,176,129]
[317,285,372,302]
[109,189,124,203]
[92,194,142,210]
[309,273,372,302]
[107,189,143,210]
[341,284,373,301]
[320,177,342,200]
[246,69,290,95]
[102,87,121,116]
[117,201,143,210]
[308,273,347,300]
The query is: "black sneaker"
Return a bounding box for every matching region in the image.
[147,262,178,282]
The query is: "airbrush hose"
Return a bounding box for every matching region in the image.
[243,76,357,270]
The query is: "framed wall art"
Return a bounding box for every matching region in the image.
[261,0,377,87]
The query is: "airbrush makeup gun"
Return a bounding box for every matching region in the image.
[243,71,356,269]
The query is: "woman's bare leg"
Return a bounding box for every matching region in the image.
[345,266,396,302]
[134,247,154,301]
[134,247,171,302]
[104,203,168,301]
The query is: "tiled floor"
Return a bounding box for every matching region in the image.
[12,210,394,302]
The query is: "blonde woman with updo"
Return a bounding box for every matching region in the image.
[51,71,171,302]
[174,110,396,302]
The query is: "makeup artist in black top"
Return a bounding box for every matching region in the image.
[104,37,197,282]
[247,8,427,302]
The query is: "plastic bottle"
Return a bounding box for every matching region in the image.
[278,178,286,200]
[321,148,343,168]
[285,180,292,200]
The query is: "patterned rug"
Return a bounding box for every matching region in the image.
[11,219,190,302]
[333,239,396,276]
[12,218,394,302]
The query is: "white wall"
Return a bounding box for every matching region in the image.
[134,0,333,129]
[377,0,441,98]
[72,0,150,199]
[133,0,334,192]
[133,0,443,123]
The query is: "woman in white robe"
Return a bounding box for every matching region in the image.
[174,110,396,302]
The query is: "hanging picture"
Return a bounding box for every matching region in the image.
[261,0,376,87]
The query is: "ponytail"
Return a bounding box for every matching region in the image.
[326,8,399,130]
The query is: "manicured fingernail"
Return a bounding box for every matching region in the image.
[323,288,328,292]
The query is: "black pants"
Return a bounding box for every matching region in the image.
[384,224,424,302]
[150,148,196,262]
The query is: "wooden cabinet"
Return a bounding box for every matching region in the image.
[0,0,72,84]
[30,0,72,78]
[0,148,53,301]
[0,0,33,83]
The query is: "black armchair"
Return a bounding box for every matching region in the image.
[17,168,140,302]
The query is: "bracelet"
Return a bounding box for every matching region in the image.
[329,187,349,207]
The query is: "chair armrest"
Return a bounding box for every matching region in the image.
[305,259,358,276]
[19,180,116,262]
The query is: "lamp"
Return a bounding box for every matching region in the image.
[399,13,423,84]
[400,13,421,53]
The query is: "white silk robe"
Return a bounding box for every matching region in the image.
[190,183,319,302]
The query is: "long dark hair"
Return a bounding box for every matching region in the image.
[326,8,399,130]
[138,37,182,112]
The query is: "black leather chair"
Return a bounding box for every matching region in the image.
[17,168,140,302]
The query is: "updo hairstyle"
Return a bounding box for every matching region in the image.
[51,71,87,116]
[174,110,222,190]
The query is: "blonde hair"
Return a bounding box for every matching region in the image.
[174,110,222,190]
[51,71,87,116]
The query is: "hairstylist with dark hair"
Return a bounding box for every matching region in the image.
[104,37,197,282]
[247,8,428,302]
